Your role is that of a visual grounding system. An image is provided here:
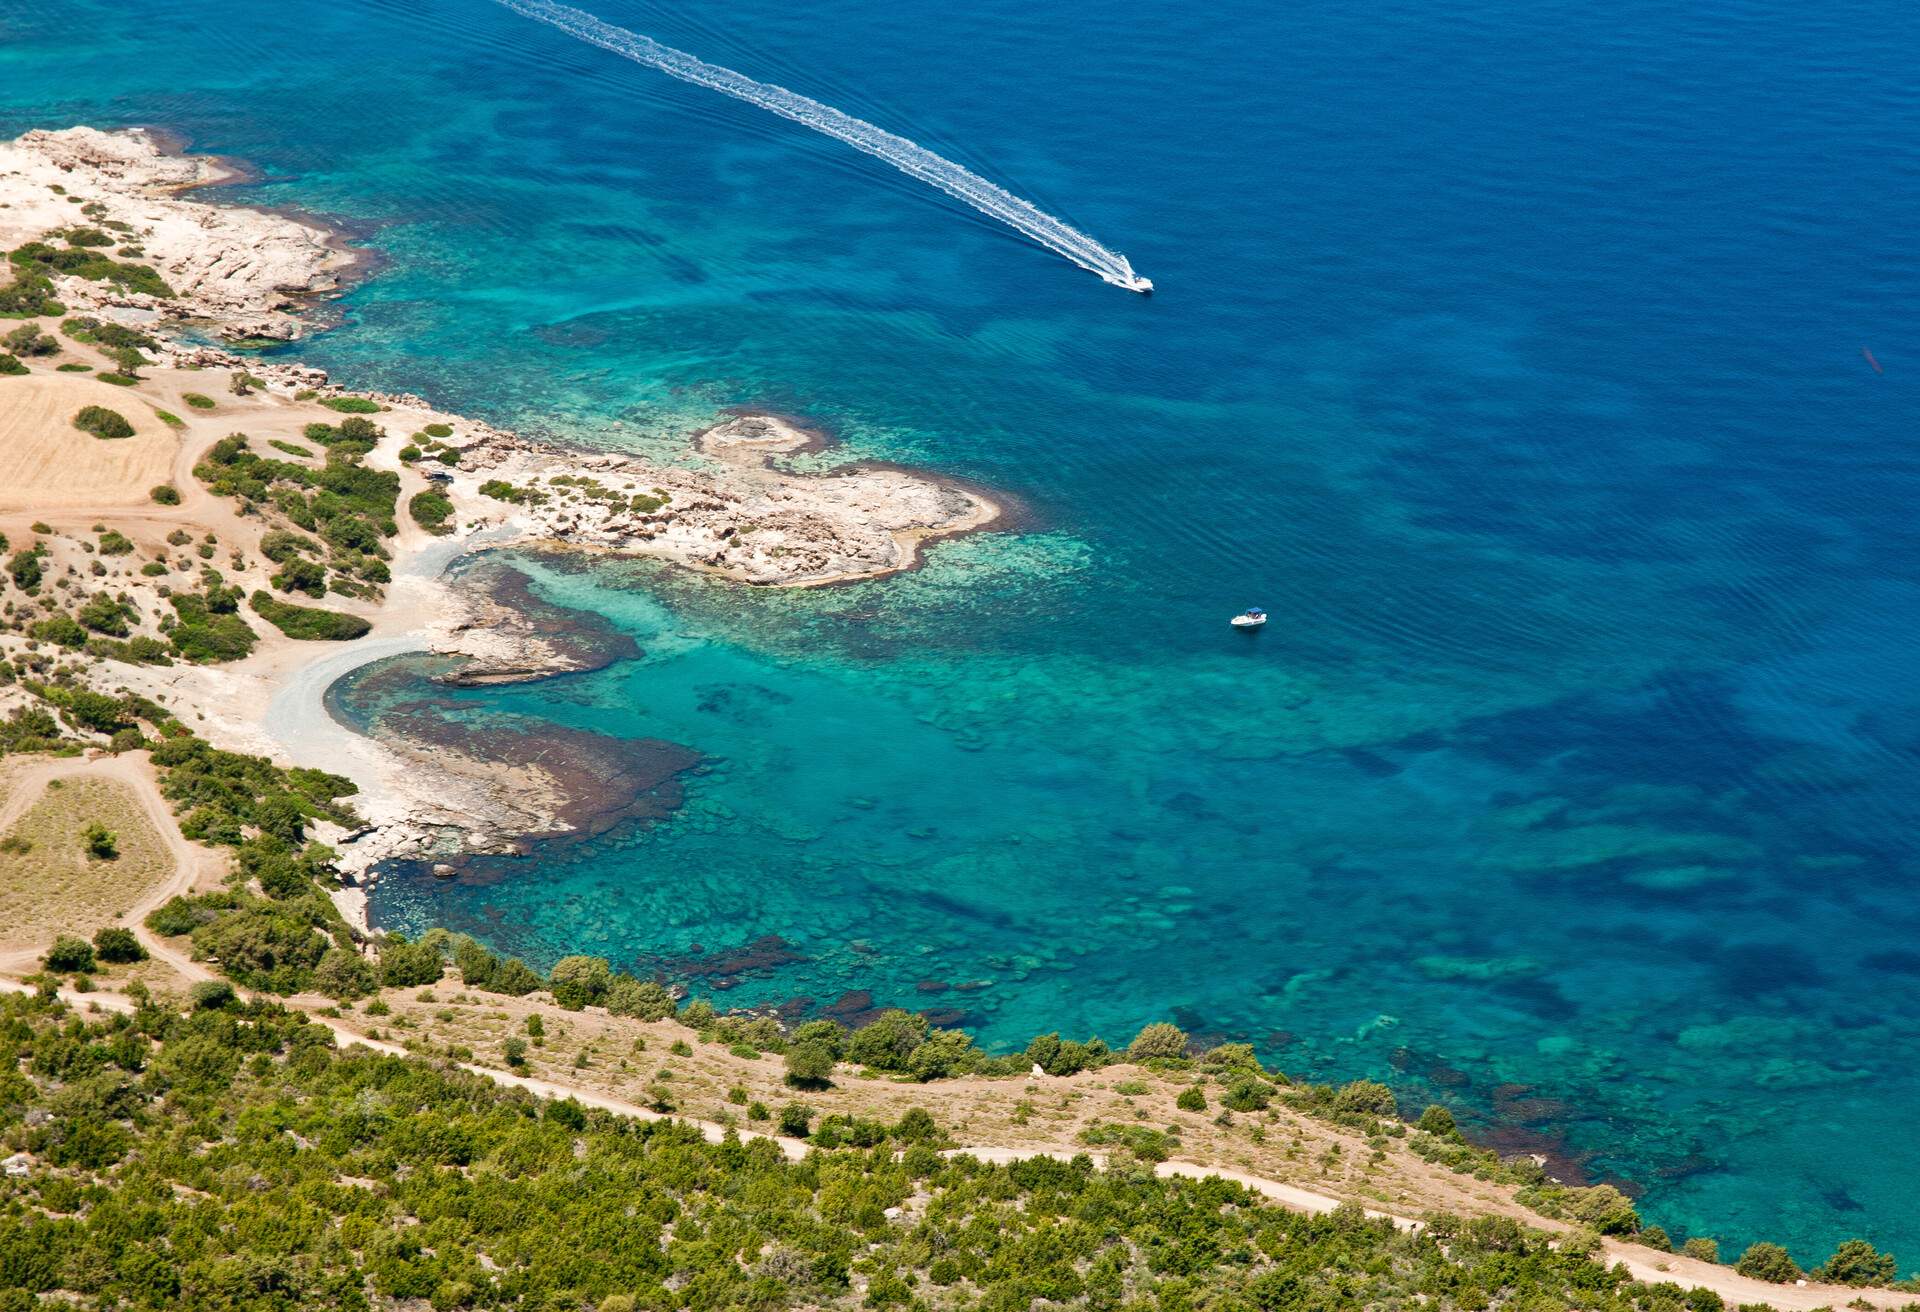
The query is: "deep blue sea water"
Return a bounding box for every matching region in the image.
[8,0,1920,1263]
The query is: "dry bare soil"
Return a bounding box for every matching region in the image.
[0,372,179,510]
[0,767,173,969]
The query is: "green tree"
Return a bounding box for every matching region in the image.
[605,975,677,1019]
[1332,1079,1397,1116]
[785,1040,837,1087]
[1816,1239,1897,1286]
[1222,1076,1272,1112]
[1126,1021,1189,1061]
[91,927,145,964]
[1682,1237,1721,1264]
[44,936,96,973]
[1735,1243,1801,1283]
[82,823,119,859]
[1417,1104,1457,1136]
[548,954,612,1009]
[490,957,543,996]
[847,1010,928,1071]
[379,936,443,988]
[188,979,236,1009]
[313,946,376,1000]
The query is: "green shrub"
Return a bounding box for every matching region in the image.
[0,268,64,317]
[96,372,139,386]
[10,238,172,297]
[313,947,376,1000]
[272,555,328,597]
[44,935,97,972]
[147,895,210,936]
[1127,1021,1190,1061]
[188,979,237,1009]
[92,927,146,963]
[379,936,443,988]
[150,483,181,504]
[3,323,57,355]
[1222,1076,1272,1112]
[249,590,371,641]
[0,353,29,376]
[847,1010,928,1071]
[604,975,676,1019]
[1176,1085,1207,1111]
[549,955,612,1009]
[169,589,258,663]
[321,395,382,413]
[423,422,453,437]
[1683,1237,1721,1263]
[29,615,88,649]
[777,1103,814,1138]
[785,1041,837,1087]
[183,392,216,409]
[409,489,455,533]
[72,405,134,439]
[1332,1079,1397,1117]
[1734,1243,1800,1283]
[1079,1121,1179,1163]
[1417,1104,1457,1136]
[83,823,119,859]
[479,479,539,504]
[1815,1239,1897,1286]
[490,957,543,996]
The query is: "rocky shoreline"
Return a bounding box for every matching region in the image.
[0,125,1012,930]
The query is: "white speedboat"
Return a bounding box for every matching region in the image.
[1230,607,1267,630]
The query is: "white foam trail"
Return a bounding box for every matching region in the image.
[493,0,1153,293]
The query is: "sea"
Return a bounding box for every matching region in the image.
[6,0,1919,1264]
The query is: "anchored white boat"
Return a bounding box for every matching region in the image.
[1230,607,1267,630]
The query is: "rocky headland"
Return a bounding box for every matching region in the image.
[0,125,1005,923]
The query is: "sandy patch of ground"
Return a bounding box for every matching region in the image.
[0,372,179,510]
[0,763,174,971]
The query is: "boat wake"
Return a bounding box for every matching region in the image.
[493,0,1152,293]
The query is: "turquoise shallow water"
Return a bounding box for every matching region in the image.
[8,0,1920,1263]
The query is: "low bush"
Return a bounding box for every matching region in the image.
[2,323,56,355]
[92,926,146,963]
[82,823,119,860]
[1127,1021,1190,1061]
[409,489,455,533]
[1735,1242,1800,1282]
[321,395,382,414]
[150,483,181,504]
[72,404,134,439]
[249,590,371,641]
[44,935,96,972]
